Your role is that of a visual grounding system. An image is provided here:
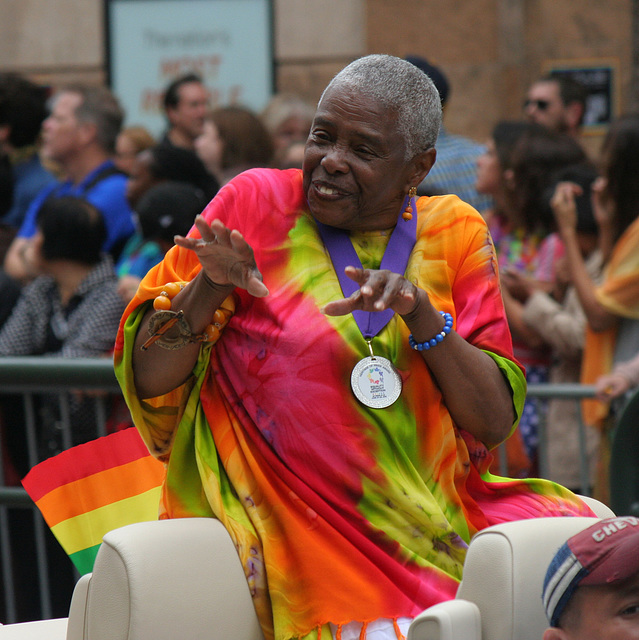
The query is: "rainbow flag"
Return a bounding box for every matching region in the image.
[22,427,165,575]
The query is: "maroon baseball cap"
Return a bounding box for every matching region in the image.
[542,516,639,627]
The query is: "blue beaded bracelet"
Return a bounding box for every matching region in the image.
[408,311,453,351]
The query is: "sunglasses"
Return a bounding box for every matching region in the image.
[524,98,550,111]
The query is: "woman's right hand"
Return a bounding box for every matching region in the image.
[134,215,267,399]
[174,215,269,298]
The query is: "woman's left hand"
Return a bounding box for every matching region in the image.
[321,266,420,317]
[323,267,514,448]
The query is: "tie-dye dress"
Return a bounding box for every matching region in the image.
[114,168,594,640]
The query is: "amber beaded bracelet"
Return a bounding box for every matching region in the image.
[141,278,235,351]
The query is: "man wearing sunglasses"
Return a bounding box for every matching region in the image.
[524,74,587,139]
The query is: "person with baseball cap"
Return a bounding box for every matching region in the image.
[542,516,639,639]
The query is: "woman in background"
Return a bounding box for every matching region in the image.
[260,92,315,167]
[116,181,207,303]
[478,121,586,474]
[195,105,274,186]
[553,113,639,500]
[0,195,125,459]
[114,125,156,176]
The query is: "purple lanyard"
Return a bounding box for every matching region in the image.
[316,211,417,340]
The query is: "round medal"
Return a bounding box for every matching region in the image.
[351,356,402,409]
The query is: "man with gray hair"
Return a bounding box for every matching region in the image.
[4,84,135,284]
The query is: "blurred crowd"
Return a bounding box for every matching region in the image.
[0,72,315,470]
[0,58,637,504]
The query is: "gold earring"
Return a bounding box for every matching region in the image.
[402,186,417,221]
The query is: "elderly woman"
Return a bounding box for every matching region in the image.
[115,55,593,640]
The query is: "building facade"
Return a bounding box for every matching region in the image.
[0,0,632,153]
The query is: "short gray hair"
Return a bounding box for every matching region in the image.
[321,54,442,160]
[56,84,124,154]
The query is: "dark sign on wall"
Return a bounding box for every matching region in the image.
[544,58,619,134]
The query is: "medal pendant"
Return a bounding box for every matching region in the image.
[351,355,402,409]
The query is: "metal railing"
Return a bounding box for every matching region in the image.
[523,383,597,495]
[0,358,602,623]
[0,357,121,623]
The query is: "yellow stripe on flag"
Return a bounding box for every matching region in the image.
[50,485,162,555]
[35,455,164,527]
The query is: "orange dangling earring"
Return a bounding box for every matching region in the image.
[402,186,417,221]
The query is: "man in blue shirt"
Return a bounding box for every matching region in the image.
[4,84,135,284]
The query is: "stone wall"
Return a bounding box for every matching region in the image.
[0,0,105,86]
[366,0,632,154]
[0,0,632,155]
[273,0,365,102]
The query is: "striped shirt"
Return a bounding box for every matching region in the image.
[418,127,493,214]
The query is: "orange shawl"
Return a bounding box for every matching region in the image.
[582,216,639,425]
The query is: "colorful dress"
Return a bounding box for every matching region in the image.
[115,169,593,640]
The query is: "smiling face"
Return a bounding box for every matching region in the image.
[302,84,433,232]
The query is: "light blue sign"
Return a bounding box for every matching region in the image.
[106,0,273,136]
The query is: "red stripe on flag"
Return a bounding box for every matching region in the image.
[22,428,153,502]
